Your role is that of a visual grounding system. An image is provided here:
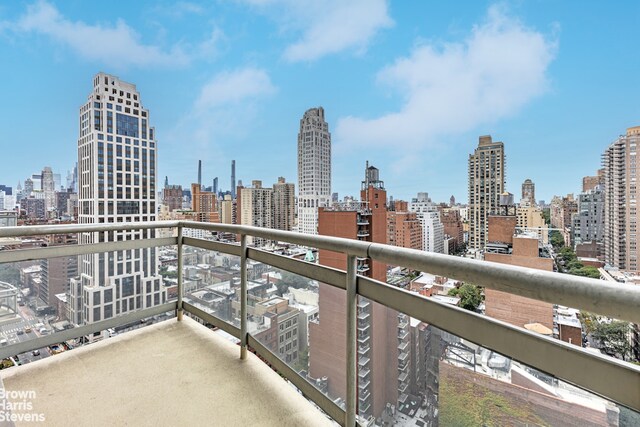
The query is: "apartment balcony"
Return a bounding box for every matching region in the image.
[0,316,331,426]
[357,322,370,333]
[358,390,371,403]
[357,266,370,275]
[358,354,371,367]
[357,334,370,346]
[356,231,370,238]
[358,343,371,355]
[357,309,370,320]
[0,220,638,427]
[357,299,370,310]
[358,367,371,379]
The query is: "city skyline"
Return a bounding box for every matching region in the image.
[0,1,639,203]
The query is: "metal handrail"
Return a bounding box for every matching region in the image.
[1,220,638,324]
[0,221,639,426]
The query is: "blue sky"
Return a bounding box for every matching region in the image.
[0,1,638,204]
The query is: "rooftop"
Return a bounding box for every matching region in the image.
[0,317,332,427]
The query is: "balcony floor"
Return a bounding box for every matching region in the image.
[0,317,333,427]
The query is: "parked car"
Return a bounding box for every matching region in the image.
[32,350,40,356]
[24,327,32,334]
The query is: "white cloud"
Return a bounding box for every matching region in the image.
[162,67,276,183]
[2,0,193,67]
[242,0,393,62]
[195,67,276,109]
[335,5,557,151]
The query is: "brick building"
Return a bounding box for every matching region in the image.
[484,215,554,332]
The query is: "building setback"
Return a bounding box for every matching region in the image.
[468,135,505,251]
[297,107,331,235]
[69,73,165,327]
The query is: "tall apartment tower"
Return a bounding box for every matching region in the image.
[41,166,55,214]
[238,180,273,246]
[231,160,236,199]
[603,126,640,270]
[272,177,295,231]
[521,178,535,206]
[468,135,506,251]
[297,107,331,235]
[191,184,220,223]
[69,73,165,326]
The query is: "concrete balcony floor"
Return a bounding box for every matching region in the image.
[0,317,333,427]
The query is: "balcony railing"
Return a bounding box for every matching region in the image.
[0,220,639,427]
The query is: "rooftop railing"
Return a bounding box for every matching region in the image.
[0,220,639,426]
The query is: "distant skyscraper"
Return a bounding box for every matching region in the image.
[521,178,535,206]
[197,160,202,188]
[41,167,55,214]
[572,185,604,248]
[231,160,236,199]
[191,184,220,223]
[69,72,165,327]
[24,178,33,196]
[163,185,183,212]
[238,180,272,246]
[449,195,455,207]
[297,107,331,235]
[603,126,640,270]
[468,135,505,251]
[272,177,295,232]
[213,177,218,195]
[409,193,444,253]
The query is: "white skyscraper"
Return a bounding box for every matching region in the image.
[408,193,444,253]
[297,107,331,235]
[69,73,165,326]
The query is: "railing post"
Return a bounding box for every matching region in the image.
[177,225,184,321]
[240,234,248,360]
[346,254,357,427]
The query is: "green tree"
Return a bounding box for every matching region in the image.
[542,208,551,225]
[569,266,601,279]
[549,230,564,248]
[275,271,310,296]
[448,283,483,312]
[592,321,631,360]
